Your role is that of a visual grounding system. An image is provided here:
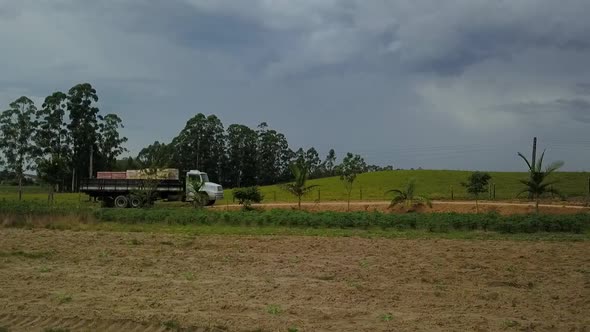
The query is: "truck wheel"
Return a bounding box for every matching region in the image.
[114,195,129,208]
[207,200,216,206]
[129,196,142,208]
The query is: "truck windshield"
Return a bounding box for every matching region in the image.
[200,174,210,182]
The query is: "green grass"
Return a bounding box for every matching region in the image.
[266,304,282,315]
[54,292,73,304]
[90,208,589,234]
[220,170,590,203]
[1,216,588,241]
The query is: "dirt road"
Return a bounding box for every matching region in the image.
[213,200,590,214]
[1,229,588,331]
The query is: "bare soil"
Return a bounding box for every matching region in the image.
[212,200,590,215]
[0,229,588,332]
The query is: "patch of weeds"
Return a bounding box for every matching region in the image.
[39,266,52,273]
[129,239,143,245]
[163,320,181,330]
[55,292,73,304]
[506,265,517,273]
[379,313,393,322]
[526,281,534,289]
[266,304,282,315]
[346,280,362,289]
[160,241,174,246]
[0,326,9,332]
[98,250,110,259]
[182,272,195,281]
[502,319,519,329]
[0,250,53,259]
[359,259,369,268]
[433,291,444,298]
[44,328,70,332]
[288,327,299,332]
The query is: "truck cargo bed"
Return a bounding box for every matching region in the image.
[80,179,184,195]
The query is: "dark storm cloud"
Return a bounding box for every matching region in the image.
[498,99,590,123]
[0,0,589,170]
[574,83,590,96]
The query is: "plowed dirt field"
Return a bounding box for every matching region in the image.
[0,229,588,331]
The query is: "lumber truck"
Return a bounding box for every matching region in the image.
[79,169,224,208]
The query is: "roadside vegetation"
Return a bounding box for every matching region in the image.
[1,201,588,236]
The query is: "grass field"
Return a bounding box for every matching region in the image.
[2,169,589,205]
[233,170,590,203]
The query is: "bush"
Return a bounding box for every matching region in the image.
[233,186,264,210]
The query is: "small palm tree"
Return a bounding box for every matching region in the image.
[517,150,564,213]
[386,179,432,209]
[281,162,318,209]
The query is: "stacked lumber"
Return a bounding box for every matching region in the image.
[126,168,179,180]
[96,172,127,179]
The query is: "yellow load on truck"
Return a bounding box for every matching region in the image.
[126,168,179,180]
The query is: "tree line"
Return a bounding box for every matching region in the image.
[124,114,386,188]
[0,83,127,200]
[0,83,391,197]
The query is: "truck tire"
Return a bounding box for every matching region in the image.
[129,195,142,208]
[207,200,216,206]
[114,195,129,208]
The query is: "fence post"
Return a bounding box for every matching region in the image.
[450,185,454,200]
[493,183,496,200]
[360,186,363,200]
[587,177,590,196]
[318,188,321,203]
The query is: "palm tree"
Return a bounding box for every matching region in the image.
[517,150,564,213]
[386,179,432,210]
[281,162,318,209]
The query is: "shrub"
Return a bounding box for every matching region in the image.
[233,186,264,210]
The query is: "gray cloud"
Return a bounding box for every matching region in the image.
[498,98,590,123]
[0,0,589,170]
[574,83,590,96]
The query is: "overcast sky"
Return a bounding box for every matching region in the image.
[1,0,589,171]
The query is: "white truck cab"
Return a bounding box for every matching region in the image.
[186,170,224,205]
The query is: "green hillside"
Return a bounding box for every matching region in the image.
[223,170,590,203]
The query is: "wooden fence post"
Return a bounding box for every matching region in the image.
[450,185,454,200]
[318,188,321,203]
[493,184,496,200]
[360,186,363,200]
